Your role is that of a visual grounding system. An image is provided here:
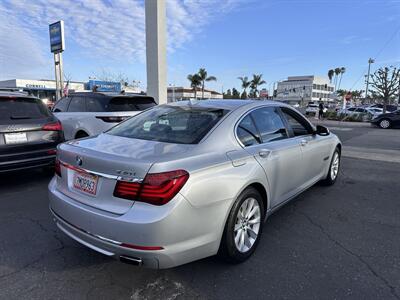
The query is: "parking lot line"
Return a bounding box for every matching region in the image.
[342,146,400,163]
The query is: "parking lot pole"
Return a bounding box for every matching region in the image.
[53,52,64,101]
[145,0,167,104]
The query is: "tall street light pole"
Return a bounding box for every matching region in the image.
[365,58,374,102]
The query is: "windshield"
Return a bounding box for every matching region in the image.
[0,97,50,124]
[107,105,229,144]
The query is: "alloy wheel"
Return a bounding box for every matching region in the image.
[380,119,390,129]
[234,198,261,253]
[331,152,340,180]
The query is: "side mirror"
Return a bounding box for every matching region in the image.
[315,125,330,136]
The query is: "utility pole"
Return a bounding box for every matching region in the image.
[365,58,374,103]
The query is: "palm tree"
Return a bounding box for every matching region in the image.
[337,67,346,90]
[197,68,217,99]
[328,69,335,83]
[250,74,266,98]
[187,73,201,99]
[238,76,251,98]
[334,67,341,90]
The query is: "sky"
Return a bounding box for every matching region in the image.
[0,0,399,93]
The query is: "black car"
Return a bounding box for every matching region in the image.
[0,91,64,172]
[371,110,400,129]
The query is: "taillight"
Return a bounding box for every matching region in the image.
[55,158,61,177]
[43,121,62,131]
[113,170,189,206]
[113,181,141,200]
[96,116,128,123]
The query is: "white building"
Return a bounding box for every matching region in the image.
[0,79,85,100]
[167,87,223,102]
[275,75,334,104]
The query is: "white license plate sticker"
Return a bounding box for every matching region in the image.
[4,132,27,144]
[73,172,98,196]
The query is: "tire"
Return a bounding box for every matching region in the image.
[321,147,340,186]
[378,119,391,129]
[75,131,89,139]
[219,187,265,263]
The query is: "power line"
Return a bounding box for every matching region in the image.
[349,24,400,90]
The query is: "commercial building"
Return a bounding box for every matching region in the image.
[275,75,334,104]
[0,79,142,102]
[0,79,85,101]
[167,87,223,102]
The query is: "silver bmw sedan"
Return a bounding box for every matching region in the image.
[49,100,341,269]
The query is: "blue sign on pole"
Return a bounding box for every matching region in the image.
[88,80,121,92]
[49,20,65,53]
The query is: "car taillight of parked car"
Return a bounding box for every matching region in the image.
[113,170,189,205]
[55,158,61,177]
[95,116,129,123]
[42,121,63,131]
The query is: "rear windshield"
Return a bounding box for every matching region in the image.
[0,97,50,123]
[107,105,229,144]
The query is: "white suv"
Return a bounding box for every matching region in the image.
[53,92,156,140]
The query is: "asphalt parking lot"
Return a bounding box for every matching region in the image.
[1,123,399,300]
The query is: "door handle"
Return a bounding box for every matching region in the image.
[258,149,271,158]
[300,139,308,146]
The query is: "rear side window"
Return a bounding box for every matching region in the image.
[86,97,105,112]
[107,97,156,112]
[107,105,228,144]
[68,96,86,112]
[237,114,261,146]
[0,97,50,124]
[251,107,287,143]
[53,97,71,112]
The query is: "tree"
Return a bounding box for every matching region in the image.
[328,69,335,83]
[197,68,217,99]
[250,74,266,98]
[232,88,241,99]
[334,67,341,90]
[241,90,248,99]
[238,76,251,98]
[187,73,201,99]
[369,66,400,113]
[336,89,347,97]
[337,67,346,90]
[223,89,232,99]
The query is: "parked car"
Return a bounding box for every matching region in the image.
[338,107,381,119]
[368,104,398,112]
[49,100,341,269]
[370,110,400,129]
[0,91,64,172]
[53,92,156,140]
[305,102,327,115]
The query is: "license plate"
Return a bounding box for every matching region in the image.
[4,132,27,144]
[73,172,98,196]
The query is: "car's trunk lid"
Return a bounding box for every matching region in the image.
[56,133,193,215]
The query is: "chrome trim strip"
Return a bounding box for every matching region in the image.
[59,161,143,182]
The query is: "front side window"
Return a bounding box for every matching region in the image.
[237,114,260,147]
[281,108,312,136]
[107,105,228,144]
[250,107,287,143]
[68,96,85,112]
[53,97,71,112]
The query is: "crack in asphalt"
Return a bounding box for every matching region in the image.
[298,211,400,300]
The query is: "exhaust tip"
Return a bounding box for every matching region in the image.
[120,255,143,266]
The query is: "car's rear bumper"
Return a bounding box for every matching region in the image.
[48,177,225,269]
[0,148,56,172]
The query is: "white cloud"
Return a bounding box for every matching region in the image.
[0,0,243,78]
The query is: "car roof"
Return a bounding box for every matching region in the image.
[166,99,286,111]
[0,90,36,98]
[68,92,152,98]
